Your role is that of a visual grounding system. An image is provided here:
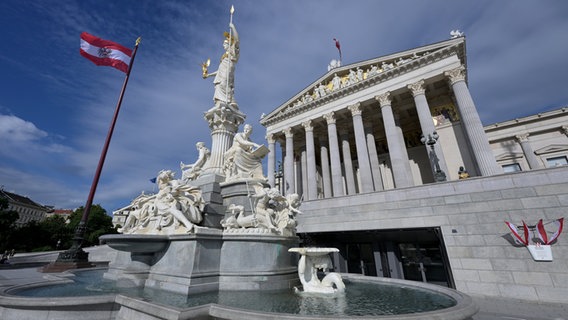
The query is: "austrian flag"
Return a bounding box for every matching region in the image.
[80,32,132,73]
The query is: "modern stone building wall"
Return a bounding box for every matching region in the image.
[296,166,568,304]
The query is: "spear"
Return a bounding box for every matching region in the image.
[225,5,235,105]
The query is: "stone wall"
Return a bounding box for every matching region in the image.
[297,166,568,304]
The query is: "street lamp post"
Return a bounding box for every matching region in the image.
[274,161,284,194]
[421,131,447,182]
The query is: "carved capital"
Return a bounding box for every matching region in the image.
[348,102,362,116]
[515,133,529,143]
[444,66,466,85]
[283,127,294,138]
[562,125,568,137]
[407,80,425,97]
[302,120,313,132]
[266,133,276,144]
[323,112,336,125]
[375,92,391,108]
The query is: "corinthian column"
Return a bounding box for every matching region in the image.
[266,133,276,187]
[349,103,374,193]
[324,112,345,196]
[365,125,383,191]
[375,92,413,188]
[302,120,318,200]
[203,108,245,175]
[445,66,501,176]
[516,133,543,170]
[407,80,449,179]
[340,130,357,195]
[283,127,295,195]
[319,137,332,198]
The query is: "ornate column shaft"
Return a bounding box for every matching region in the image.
[349,103,374,193]
[324,112,345,196]
[365,125,384,191]
[408,80,449,178]
[303,120,318,200]
[266,133,276,187]
[516,133,543,169]
[283,128,295,195]
[376,92,413,188]
[340,130,357,195]
[319,138,332,198]
[299,147,307,198]
[203,108,245,175]
[445,66,501,176]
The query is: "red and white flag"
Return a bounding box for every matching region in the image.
[333,38,342,61]
[547,218,564,244]
[80,32,132,73]
[505,220,529,245]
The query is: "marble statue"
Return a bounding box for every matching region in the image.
[356,67,364,81]
[367,65,378,77]
[450,29,464,38]
[327,59,341,71]
[381,61,394,71]
[221,182,301,236]
[116,170,205,235]
[223,124,268,182]
[203,22,239,111]
[180,142,210,182]
[288,247,346,294]
[316,83,328,97]
[331,73,341,91]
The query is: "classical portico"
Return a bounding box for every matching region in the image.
[261,36,501,199]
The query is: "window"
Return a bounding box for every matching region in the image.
[547,156,568,167]
[502,163,522,173]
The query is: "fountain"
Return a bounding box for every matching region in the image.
[0,9,478,320]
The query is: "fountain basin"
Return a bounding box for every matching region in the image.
[1,268,478,320]
[100,234,169,253]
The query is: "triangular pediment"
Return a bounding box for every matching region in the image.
[534,144,568,155]
[260,36,466,127]
[495,152,524,161]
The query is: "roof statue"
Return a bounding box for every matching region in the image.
[450,29,464,38]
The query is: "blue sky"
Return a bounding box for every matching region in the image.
[1,0,567,213]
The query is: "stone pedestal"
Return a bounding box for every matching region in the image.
[220,179,268,216]
[219,234,300,290]
[101,230,299,295]
[192,173,226,228]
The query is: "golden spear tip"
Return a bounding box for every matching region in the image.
[135,37,141,46]
[230,5,235,14]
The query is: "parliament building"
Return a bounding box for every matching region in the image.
[260,35,568,304]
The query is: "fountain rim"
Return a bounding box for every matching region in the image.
[0,267,478,320]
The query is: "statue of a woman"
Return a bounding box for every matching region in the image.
[203,22,239,111]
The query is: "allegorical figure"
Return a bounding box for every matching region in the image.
[223,124,267,181]
[203,22,239,111]
[180,142,210,182]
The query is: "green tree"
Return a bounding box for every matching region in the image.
[40,215,73,249]
[0,198,19,252]
[67,204,117,247]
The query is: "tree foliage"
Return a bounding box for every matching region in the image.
[0,203,117,253]
[67,204,118,247]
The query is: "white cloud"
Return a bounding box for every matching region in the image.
[0,114,47,142]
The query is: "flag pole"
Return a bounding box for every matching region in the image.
[51,37,142,270]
